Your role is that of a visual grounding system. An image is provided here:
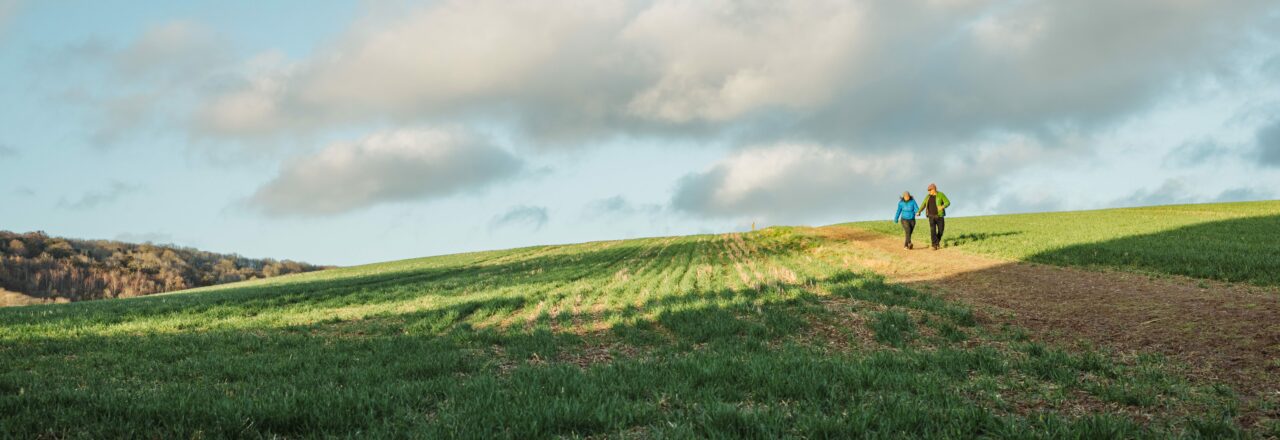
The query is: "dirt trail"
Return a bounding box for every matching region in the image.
[815,225,1280,405]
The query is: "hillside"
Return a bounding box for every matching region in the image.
[5,207,1276,438]
[851,200,1280,286]
[0,230,326,306]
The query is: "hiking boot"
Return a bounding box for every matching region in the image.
[907,243,914,250]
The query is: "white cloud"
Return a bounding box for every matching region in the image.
[619,0,862,123]
[670,139,1051,223]
[199,0,640,142]
[691,145,903,210]
[31,1,1280,227]
[195,56,296,139]
[302,1,626,111]
[191,0,1278,150]
[671,144,908,222]
[248,128,524,216]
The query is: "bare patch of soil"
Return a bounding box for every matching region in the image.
[814,225,1280,425]
[805,296,880,351]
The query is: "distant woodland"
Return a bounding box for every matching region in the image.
[0,230,325,305]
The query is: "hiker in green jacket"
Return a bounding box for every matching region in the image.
[916,183,950,250]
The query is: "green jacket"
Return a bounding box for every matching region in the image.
[917,191,950,218]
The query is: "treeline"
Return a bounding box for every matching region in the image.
[0,230,326,303]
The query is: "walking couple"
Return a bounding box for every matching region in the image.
[892,183,950,251]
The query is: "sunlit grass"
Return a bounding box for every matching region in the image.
[0,227,1244,437]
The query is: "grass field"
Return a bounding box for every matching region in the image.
[0,227,1253,438]
[852,200,1280,287]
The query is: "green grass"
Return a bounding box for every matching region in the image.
[0,228,1244,438]
[870,310,916,347]
[851,200,1280,286]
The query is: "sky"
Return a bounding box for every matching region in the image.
[1,0,1279,266]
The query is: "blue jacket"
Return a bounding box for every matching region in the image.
[894,198,918,223]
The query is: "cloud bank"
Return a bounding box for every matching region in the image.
[193,0,1277,151]
[47,1,1280,222]
[248,129,523,216]
[672,145,908,222]
[671,138,1050,222]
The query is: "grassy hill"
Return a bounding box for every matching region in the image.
[3,204,1276,437]
[852,200,1280,287]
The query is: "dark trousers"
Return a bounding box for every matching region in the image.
[900,219,915,247]
[929,217,945,246]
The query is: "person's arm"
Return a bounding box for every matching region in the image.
[894,203,902,223]
[939,192,950,210]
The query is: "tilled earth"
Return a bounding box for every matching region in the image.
[815,225,1280,428]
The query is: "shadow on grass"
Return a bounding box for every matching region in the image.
[0,228,1248,438]
[2,261,1240,438]
[0,238,713,329]
[0,266,985,438]
[895,215,1280,432]
[943,231,1022,247]
[1026,214,1280,286]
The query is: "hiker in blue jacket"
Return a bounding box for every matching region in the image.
[893,191,918,250]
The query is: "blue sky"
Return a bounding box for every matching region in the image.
[2,1,1278,266]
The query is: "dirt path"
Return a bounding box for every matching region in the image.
[814,225,1280,418]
